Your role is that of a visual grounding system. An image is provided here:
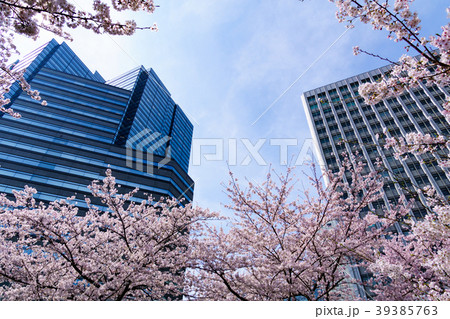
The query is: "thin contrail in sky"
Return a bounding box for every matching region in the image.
[251,27,351,126]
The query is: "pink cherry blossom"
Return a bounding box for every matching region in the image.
[329,1,449,105]
[186,159,413,300]
[368,191,450,300]
[0,170,217,300]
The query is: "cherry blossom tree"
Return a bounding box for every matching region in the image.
[1,164,446,301]
[364,125,450,300]
[0,169,217,300]
[367,185,450,300]
[329,0,450,105]
[383,132,450,168]
[324,1,450,300]
[184,155,449,300]
[0,0,158,117]
[186,161,410,301]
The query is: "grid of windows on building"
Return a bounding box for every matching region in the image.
[302,64,449,298]
[0,39,194,211]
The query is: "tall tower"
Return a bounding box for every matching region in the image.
[0,39,194,210]
[301,63,449,297]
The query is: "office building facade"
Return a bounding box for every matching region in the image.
[302,63,449,297]
[0,39,194,210]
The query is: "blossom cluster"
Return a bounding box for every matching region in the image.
[0,170,217,300]
[330,0,450,105]
[383,132,449,168]
[186,159,411,301]
[368,189,450,300]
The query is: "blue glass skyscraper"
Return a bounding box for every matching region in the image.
[0,39,194,209]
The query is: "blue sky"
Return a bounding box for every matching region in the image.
[13,0,449,213]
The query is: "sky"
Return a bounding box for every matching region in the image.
[12,0,449,214]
